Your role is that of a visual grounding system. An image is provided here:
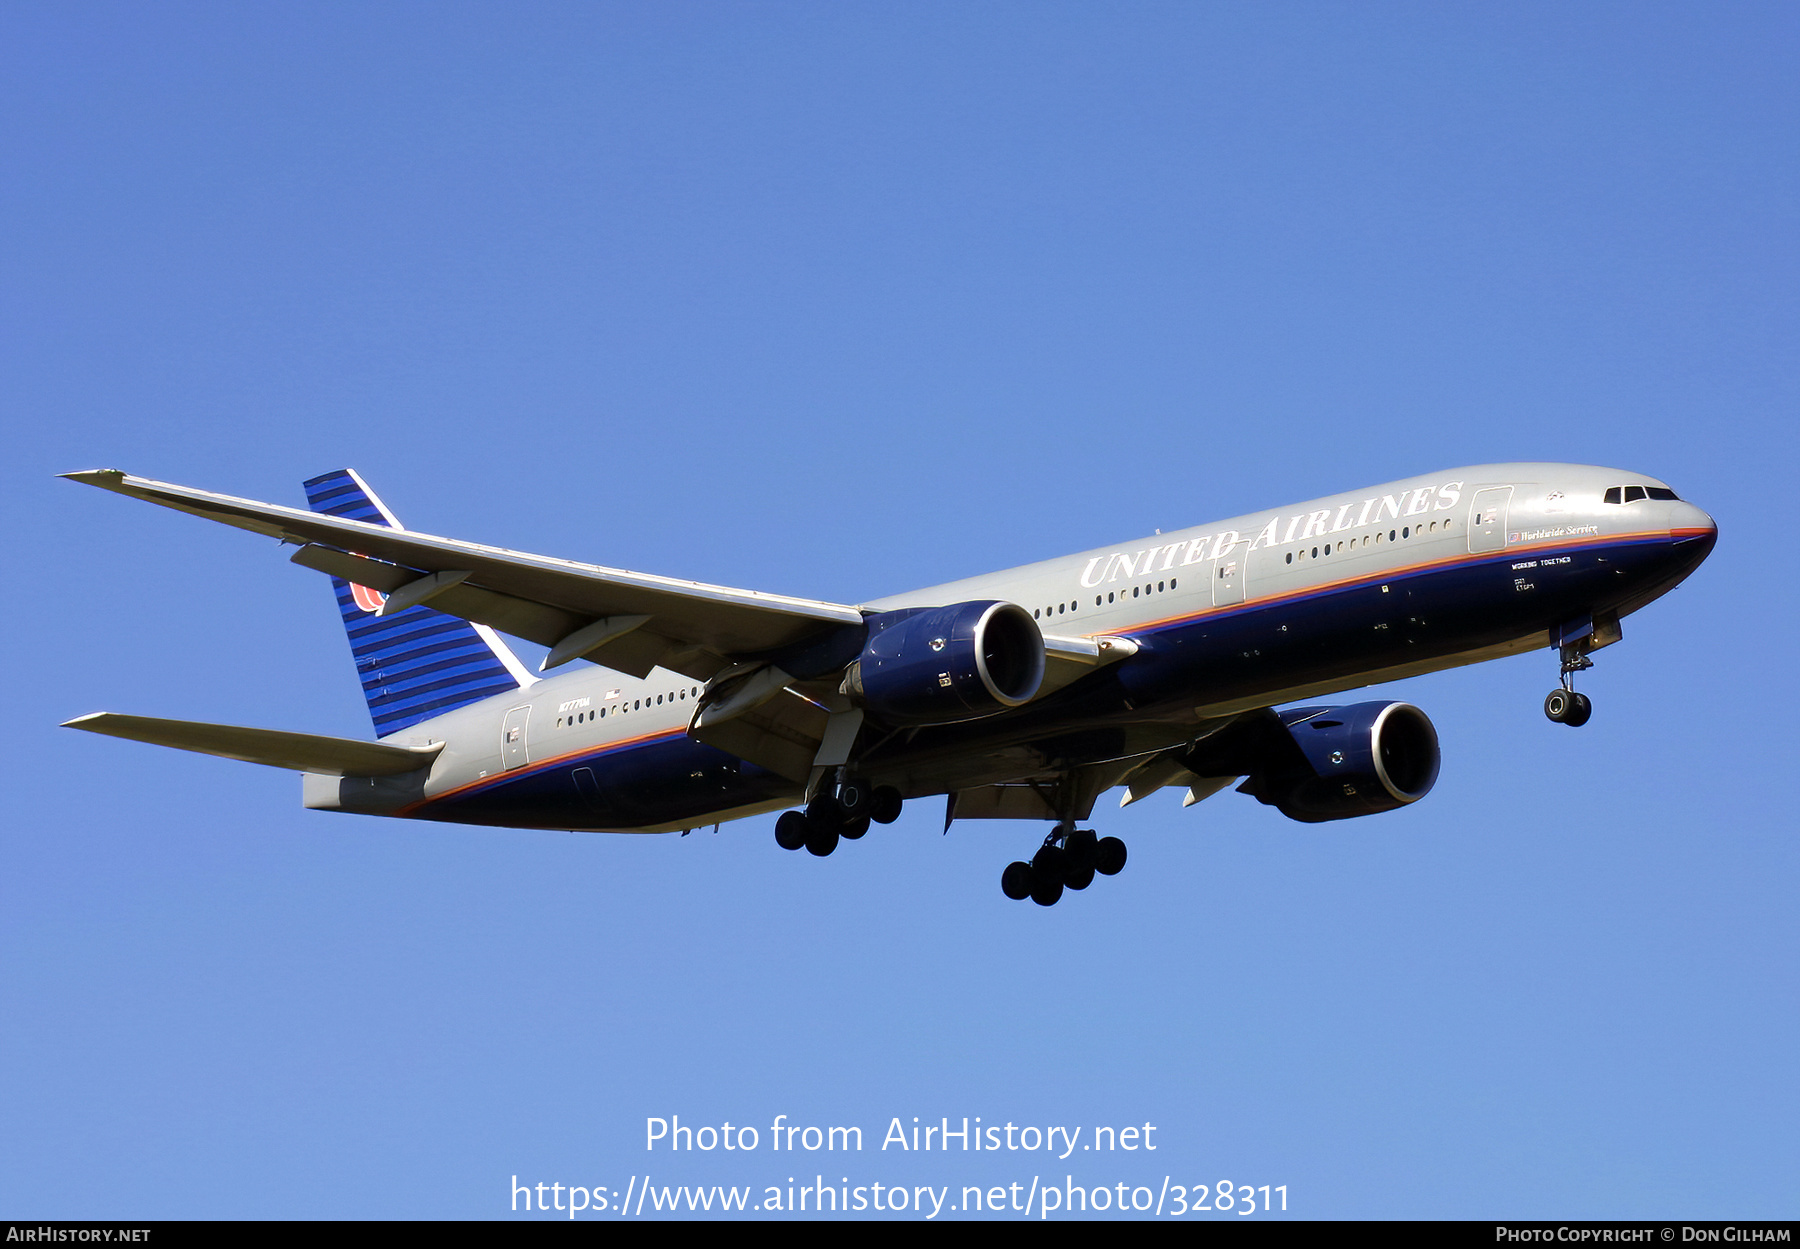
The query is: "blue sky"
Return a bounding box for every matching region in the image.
[3,2,1795,1220]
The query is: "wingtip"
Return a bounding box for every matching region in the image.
[60,712,109,729]
[59,469,127,486]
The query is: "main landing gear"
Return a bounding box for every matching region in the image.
[774,778,903,857]
[1544,639,1594,728]
[1001,825,1127,907]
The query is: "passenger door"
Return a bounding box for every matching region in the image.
[501,705,532,770]
[1213,547,1246,606]
[1468,487,1513,554]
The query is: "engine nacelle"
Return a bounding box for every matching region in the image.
[845,601,1044,726]
[1189,701,1440,823]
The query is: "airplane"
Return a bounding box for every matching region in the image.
[62,463,1716,906]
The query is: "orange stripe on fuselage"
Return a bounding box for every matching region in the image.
[402,725,690,815]
[1090,528,1675,637]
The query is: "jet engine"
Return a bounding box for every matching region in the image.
[843,601,1044,725]
[1185,701,1440,823]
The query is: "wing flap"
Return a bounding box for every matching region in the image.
[63,712,443,776]
[288,544,587,646]
[686,689,828,785]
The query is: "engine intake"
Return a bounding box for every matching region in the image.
[845,601,1044,725]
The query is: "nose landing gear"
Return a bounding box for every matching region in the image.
[1002,824,1127,906]
[1544,639,1595,727]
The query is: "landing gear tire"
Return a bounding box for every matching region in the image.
[1001,861,1034,901]
[1031,843,1069,885]
[806,791,843,829]
[1094,836,1127,876]
[838,814,871,840]
[869,786,904,825]
[775,810,809,851]
[804,821,840,857]
[835,779,872,821]
[1029,876,1064,907]
[1544,689,1574,723]
[1064,863,1096,891]
[1566,692,1593,727]
[1063,828,1098,872]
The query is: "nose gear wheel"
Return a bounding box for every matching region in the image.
[1545,639,1597,727]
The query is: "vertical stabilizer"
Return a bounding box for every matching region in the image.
[303,469,534,738]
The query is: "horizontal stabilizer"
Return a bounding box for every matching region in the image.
[62,713,443,776]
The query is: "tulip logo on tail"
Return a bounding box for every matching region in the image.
[349,582,386,612]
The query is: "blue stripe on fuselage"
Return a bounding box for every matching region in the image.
[408,731,792,831]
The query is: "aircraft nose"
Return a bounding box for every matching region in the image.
[1670,500,1717,556]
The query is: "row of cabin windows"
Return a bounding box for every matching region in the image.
[1283,518,1454,565]
[1034,580,1183,620]
[1604,485,1680,504]
[557,685,704,729]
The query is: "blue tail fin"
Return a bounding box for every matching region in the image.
[303,469,532,738]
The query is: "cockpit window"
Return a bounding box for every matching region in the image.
[1605,484,1671,504]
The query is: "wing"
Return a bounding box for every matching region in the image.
[64,469,866,681]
